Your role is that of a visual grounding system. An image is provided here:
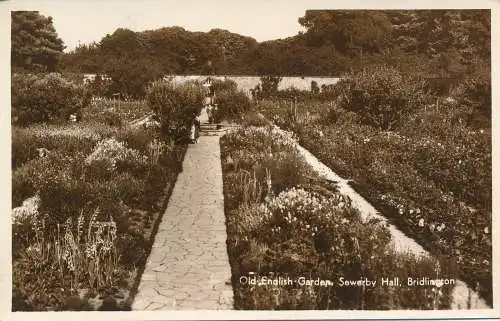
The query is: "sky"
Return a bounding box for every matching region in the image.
[6,0,496,53]
[6,0,319,52]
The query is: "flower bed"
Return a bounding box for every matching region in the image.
[84,99,153,124]
[259,100,492,305]
[12,113,187,311]
[220,126,456,310]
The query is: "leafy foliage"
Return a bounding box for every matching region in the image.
[211,79,252,122]
[146,80,204,140]
[11,11,65,72]
[337,66,429,130]
[12,99,186,311]
[221,127,456,309]
[259,91,492,304]
[455,68,491,119]
[59,10,489,78]
[12,73,91,125]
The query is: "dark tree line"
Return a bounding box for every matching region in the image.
[57,10,489,78]
[12,10,490,98]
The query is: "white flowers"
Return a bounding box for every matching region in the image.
[418,218,425,227]
[261,186,353,239]
[12,194,41,225]
[85,137,142,172]
[148,138,167,165]
[436,223,446,232]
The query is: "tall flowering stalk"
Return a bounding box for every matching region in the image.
[51,207,119,292]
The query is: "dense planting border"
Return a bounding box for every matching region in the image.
[295,135,492,306]
[259,114,492,307]
[220,126,455,310]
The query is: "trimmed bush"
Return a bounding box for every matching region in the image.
[12,73,91,125]
[214,90,252,122]
[146,80,204,140]
[338,66,429,130]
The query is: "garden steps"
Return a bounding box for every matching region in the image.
[131,131,233,310]
[199,123,240,136]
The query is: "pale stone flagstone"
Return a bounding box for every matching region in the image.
[132,108,233,310]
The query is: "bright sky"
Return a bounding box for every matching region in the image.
[6,0,319,52]
[5,0,494,53]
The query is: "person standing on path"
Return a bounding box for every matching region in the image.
[190,112,201,144]
[206,104,214,124]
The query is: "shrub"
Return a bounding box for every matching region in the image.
[12,160,40,207]
[11,127,39,169]
[115,126,164,154]
[113,172,146,208]
[212,78,238,92]
[455,69,491,120]
[12,73,91,126]
[146,80,204,139]
[98,110,124,127]
[257,76,282,99]
[12,127,97,169]
[338,66,428,130]
[213,89,252,122]
[311,80,319,94]
[241,111,270,127]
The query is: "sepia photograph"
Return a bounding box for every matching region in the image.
[6,0,495,316]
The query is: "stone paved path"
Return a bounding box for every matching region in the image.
[132,111,233,310]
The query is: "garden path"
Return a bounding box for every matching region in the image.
[132,108,233,310]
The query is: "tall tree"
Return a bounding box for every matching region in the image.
[298,10,392,56]
[11,11,65,71]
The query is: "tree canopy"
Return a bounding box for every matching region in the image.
[11,11,65,72]
[60,10,489,78]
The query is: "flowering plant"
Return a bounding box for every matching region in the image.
[85,137,143,173]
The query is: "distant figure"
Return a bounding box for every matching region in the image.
[190,113,201,144]
[206,104,214,124]
[213,104,218,123]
